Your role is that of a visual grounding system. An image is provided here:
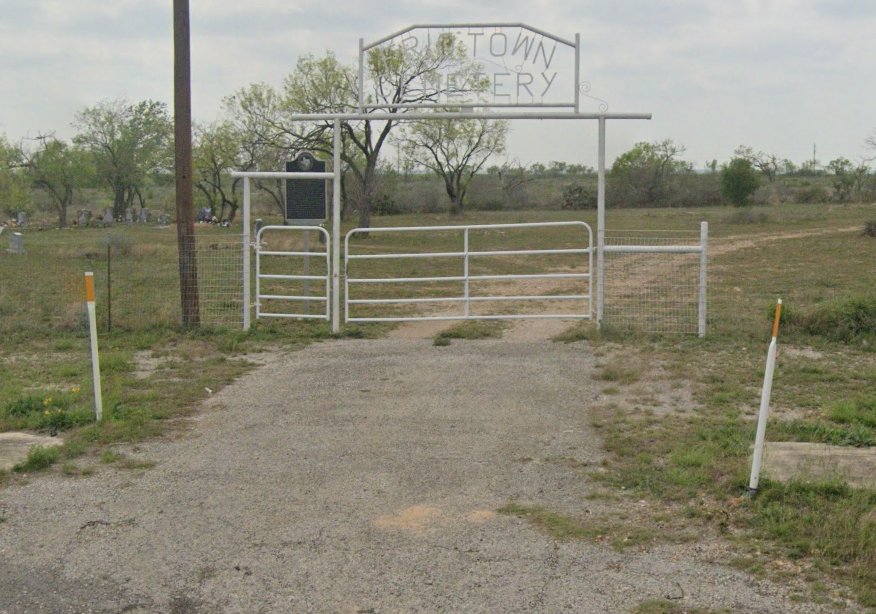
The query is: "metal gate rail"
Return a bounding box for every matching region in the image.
[256,225,330,321]
[344,221,592,323]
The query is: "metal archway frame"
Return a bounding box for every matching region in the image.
[231,24,652,333]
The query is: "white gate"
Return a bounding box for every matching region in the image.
[344,221,592,323]
[255,225,331,321]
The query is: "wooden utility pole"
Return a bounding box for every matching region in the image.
[173,0,200,327]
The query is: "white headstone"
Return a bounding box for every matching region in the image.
[139,208,151,223]
[102,207,115,227]
[15,212,26,227]
[77,210,92,226]
[8,232,24,254]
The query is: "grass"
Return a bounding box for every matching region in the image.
[13,445,61,472]
[4,202,876,608]
[433,320,506,344]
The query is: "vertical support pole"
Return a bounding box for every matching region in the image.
[463,227,470,318]
[596,116,606,329]
[173,0,200,328]
[243,176,251,331]
[303,230,311,315]
[84,272,103,422]
[106,244,112,332]
[332,119,341,333]
[698,221,708,338]
[749,299,783,494]
[254,226,261,320]
[574,33,581,113]
[358,38,365,113]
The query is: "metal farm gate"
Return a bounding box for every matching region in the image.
[254,225,331,321]
[344,221,593,323]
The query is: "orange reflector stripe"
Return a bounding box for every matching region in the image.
[772,299,782,339]
[85,273,95,303]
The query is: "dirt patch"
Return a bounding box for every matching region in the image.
[373,505,444,533]
[764,441,876,489]
[133,350,163,380]
[0,432,63,471]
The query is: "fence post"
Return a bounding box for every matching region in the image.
[463,227,470,317]
[332,119,341,333]
[698,221,708,337]
[106,244,112,332]
[749,299,782,494]
[243,176,251,331]
[596,116,606,329]
[84,272,103,422]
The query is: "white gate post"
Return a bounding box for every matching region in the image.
[596,116,606,329]
[463,227,470,317]
[698,221,708,337]
[243,176,251,331]
[332,119,341,333]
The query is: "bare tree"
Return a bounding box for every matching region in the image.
[734,146,780,183]
[227,34,487,228]
[401,115,508,214]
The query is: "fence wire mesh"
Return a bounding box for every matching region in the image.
[0,225,243,335]
[602,230,703,334]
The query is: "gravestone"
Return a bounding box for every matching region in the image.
[125,209,134,224]
[77,210,92,227]
[254,218,264,236]
[102,207,115,227]
[157,213,170,226]
[8,232,24,254]
[139,208,152,223]
[15,212,26,227]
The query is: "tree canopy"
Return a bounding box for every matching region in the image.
[74,99,171,217]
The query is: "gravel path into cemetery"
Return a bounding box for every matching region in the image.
[0,334,846,613]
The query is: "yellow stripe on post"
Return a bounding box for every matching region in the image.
[772,298,782,339]
[85,272,96,303]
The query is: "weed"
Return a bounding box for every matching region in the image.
[828,397,876,428]
[551,322,596,343]
[596,358,644,385]
[802,294,876,344]
[4,396,43,417]
[770,420,875,447]
[864,221,876,238]
[432,336,451,347]
[434,321,506,341]
[100,450,122,464]
[14,445,61,472]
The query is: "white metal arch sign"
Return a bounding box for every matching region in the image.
[233,23,654,334]
[358,23,584,111]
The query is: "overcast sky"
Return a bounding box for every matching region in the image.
[2,0,874,168]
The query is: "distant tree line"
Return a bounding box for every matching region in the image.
[3,61,876,228]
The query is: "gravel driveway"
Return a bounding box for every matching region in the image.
[0,337,842,613]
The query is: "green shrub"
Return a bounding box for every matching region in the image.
[803,294,876,343]
[561,183,597,210]
[721,158,759,207]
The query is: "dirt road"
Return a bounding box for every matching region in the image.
[0,336,841,613]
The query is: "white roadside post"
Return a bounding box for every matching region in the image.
[84,272,103,422]
[749,298,783,494]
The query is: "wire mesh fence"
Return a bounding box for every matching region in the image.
[0,225,243,335]
[602,229,704,334]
